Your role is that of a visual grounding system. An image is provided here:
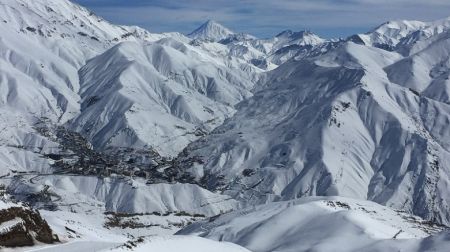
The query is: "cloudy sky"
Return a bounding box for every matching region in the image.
[72,0,450,38]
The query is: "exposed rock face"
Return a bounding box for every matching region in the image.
[0,206,58,247]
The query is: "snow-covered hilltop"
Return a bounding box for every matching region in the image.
[1,0,450,251]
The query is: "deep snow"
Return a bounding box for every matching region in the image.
[1,0,450,251]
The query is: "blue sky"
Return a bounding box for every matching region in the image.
[72,0,450,38]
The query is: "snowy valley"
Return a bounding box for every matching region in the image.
[0,0,450,251]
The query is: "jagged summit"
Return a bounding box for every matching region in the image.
[271,29,325,49]
[188,20,234,41]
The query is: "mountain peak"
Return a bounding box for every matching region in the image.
[273,29,325,48]
[204,19,221,26]
[188,20,234,41]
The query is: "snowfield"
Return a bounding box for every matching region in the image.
[179,197,447,252]
[1,0,450,251]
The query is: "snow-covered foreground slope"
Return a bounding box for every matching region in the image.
[8,236,250,252]
[108,236,251,252]
[0,176,240,250]
[179,197,447,252]
[2,196,448,252]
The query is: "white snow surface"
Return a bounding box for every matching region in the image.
[10,236,250,252]
[5,175,237,216]
[1,0,450,251]
[109,236,251,252]
[0,198,18,210]
[179,196,447,252]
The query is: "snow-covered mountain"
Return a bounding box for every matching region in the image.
[0,1,257,249]
[180,18,450,226]
[188,20,235,42]
[1,0,450,251]
[69,39,259,156]
[0,0,261,178]
[187,20,327,69]
[351,20,427,50]
[0,0,167,176]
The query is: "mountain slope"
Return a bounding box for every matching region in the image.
[69,39,259,155]
[0,1,255,241]
[0,0,261,175]
[180,40,450,225]
[0,0,170,175]
[353,20,426,50]
[386,29,450,103]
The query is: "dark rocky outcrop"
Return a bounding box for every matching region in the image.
[0,206,59,247]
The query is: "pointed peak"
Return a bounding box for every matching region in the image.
[273,29,325,47]
[188,20,234,42]
[204,19,220,26]
[198,20,228,31]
